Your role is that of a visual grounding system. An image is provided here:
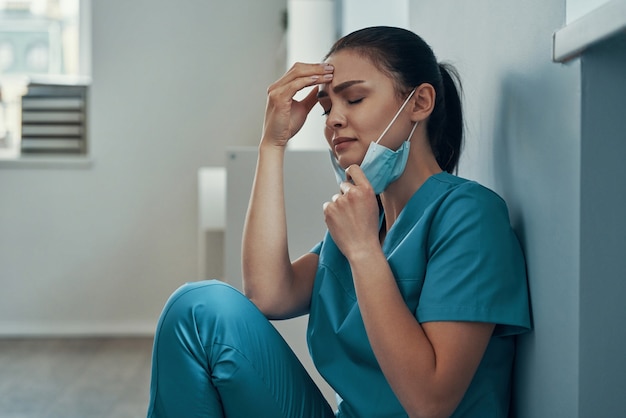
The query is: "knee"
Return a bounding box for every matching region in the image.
[158,280,255,332]
[170,279,238,304]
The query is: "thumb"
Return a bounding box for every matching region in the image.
[300,86,320,113]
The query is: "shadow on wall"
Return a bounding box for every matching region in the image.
[492,74,539,418]
[492,68,579,257]
[490,65,580,417]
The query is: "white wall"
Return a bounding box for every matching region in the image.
[0,0,286,335]
[341,0,410,33]
[566,0,613,23]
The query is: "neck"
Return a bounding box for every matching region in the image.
[378,135,442,230]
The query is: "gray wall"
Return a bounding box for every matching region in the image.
[410,2,581,416]
[578,32,626,418]
[0,0,286,334]
[411,1,624,417]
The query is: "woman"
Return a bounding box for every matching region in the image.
[147,26,531,418]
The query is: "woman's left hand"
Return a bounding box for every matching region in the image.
[323,165,381,259]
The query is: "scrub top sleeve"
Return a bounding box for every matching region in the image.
[417,183,531,336]
[310,241,323,255]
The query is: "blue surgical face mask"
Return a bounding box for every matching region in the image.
[329,89,418,194]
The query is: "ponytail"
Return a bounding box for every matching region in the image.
[431,63,464,173]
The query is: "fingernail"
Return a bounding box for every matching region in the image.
[323,73,333,80]
[324,64,334,72]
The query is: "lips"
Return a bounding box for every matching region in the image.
[332,137,356,152]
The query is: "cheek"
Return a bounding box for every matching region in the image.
[352,113,384,142]
[356,103,405,143]
[324,126,333,145]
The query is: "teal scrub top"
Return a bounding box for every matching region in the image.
[307,172,532,418]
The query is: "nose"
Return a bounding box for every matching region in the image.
[325,107,346,130]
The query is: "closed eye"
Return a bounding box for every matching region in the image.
[320,98,364,117]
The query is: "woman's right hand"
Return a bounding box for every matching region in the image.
[262,63,334,148]
[244,63,333,318]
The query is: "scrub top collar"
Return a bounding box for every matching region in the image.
[379,171,454,255]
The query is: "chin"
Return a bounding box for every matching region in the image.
[334,146,366,168]
[338,156,363,169]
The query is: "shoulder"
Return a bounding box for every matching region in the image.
[423,173,520,263]
[430,173,510,226]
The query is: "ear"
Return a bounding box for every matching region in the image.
[409,83,436,122]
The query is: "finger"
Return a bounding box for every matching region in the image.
[288,62,334,82]
[344,164,370,187]
[331,193,341,202]
[339,182,352,195]
[267,78,330,118]
[270,63,333,93]
[287,62,333,76]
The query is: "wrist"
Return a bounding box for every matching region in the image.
[345,240,384,264]
[256,140,288,173]
[259,136,289,152]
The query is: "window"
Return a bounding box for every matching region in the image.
[0,0,88,159]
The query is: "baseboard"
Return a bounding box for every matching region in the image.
[0,320,157,337]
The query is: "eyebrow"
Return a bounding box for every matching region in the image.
[317,80,366,98]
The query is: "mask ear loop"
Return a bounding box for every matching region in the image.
[406,120,419,142]
[374,88,417,145]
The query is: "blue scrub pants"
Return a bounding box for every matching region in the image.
[147,280,335,418]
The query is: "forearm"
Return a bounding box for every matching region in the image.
[242,142,293,306]
[349,250,439,415]
[242,62,331,316]
[354,257,494,418]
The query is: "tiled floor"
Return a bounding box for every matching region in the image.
[0,337,153,418]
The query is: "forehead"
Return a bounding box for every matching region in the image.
[325,49,379,74]
[321,49,392,93]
